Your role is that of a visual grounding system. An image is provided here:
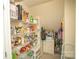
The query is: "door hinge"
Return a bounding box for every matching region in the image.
[3,5,5,10]
[5,52,7,57]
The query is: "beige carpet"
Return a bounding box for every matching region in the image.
[65,57,75,59]
[41,53,61,59]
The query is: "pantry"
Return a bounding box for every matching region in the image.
[10,3,41,59]
[5,0,64,59]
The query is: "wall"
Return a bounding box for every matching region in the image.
[64,0,75,58]
[20,1,30,12]
[29,0,64,30]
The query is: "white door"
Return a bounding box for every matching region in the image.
[3,0,12,59]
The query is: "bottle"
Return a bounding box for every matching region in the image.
[16,5,22,21]
[30,16,33,23]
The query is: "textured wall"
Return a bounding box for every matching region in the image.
[29,0,64,30]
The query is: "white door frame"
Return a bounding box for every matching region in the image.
[3,0,12,59]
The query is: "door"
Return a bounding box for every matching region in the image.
[4,0,12,59]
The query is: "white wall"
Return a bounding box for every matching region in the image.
[64,0,75,58]
[29,0,64,30]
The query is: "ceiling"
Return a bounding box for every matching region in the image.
[23,0,53,7]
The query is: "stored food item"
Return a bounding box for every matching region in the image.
[30,16,34,23]
[27,50,33,57]
[14,37,21,46]
[16,5,22,20]
[20,47,26,53]
[30,25,37,31]
[12,51,17,59]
